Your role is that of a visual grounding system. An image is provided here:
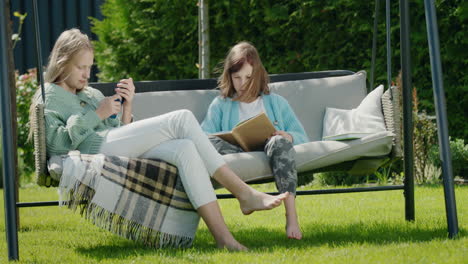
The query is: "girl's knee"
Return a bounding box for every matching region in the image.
[266,135,293,149]
[174,109,199,129]
[176,109,196,122]
[270,135,290,143]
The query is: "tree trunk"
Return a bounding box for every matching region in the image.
[198,0,210,79]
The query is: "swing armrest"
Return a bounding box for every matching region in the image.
[32,104,59,187]
[381,86,403,159]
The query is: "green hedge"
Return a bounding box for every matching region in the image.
[92,0,467,139]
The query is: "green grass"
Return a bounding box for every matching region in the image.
[1,184,467,263]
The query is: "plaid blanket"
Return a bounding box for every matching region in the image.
[59,151,200,248]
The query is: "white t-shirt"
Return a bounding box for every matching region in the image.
[238,96,265,122]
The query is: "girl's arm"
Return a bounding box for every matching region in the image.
[201,97,224,133]
[44,103,102,154]
[276,95,309,145]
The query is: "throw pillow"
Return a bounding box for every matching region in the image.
[322,85,386,141]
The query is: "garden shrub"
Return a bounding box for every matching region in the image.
[298,172,314,187]
[91,0,199,82]
[313,171,369,187]
[0,69,35,187]
[429,138,468,179]
[91,0,467,140]
[413,112,439,183]
[15,69,37,175]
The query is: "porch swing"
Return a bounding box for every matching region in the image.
[1,0,458,260]
[31,3,403,202]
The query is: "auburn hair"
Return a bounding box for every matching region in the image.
[218,41,270,101]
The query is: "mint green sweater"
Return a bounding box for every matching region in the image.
[42,83,120,158]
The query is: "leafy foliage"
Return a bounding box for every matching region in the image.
[312,171,368,186]
[91,0,199,81]
[92,0,466,140]
[413,112,439,183]
[429,137,468,179]
[0,69,37,187]
[15,69,38,175]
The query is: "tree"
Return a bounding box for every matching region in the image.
[198,0,210,79]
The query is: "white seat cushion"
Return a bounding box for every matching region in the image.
[132,71,368,142]
[295,131,393,172]
[224,131,394,183]
[50,131,393,184]
[269,71,367,141]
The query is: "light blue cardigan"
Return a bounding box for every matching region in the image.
[201,93,309,145]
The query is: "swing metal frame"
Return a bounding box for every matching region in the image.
[0,0,459,261]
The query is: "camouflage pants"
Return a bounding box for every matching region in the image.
[209,135,297,195]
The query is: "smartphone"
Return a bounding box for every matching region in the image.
[109,98,122,119]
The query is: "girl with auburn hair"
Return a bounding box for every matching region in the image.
[31,29,289,251]
[202,41,309,240]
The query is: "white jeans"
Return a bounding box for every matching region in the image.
[99,109,223,209]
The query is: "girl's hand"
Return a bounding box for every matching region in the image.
[96,94,122,120]
[115,77,135,107]
[272,130,293,143]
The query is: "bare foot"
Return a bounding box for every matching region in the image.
[284,195,302,240]
[217,238,249,251]
[286,222,302,240]
[240,191,289,215]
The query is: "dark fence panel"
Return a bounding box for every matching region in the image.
[10,0,103,81]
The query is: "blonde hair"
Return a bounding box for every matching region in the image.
[218,41,270,102]
[28,29,93,142]
[45,28,93,84]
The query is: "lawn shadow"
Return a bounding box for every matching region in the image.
[233,222,467,252]
[74,234,220,261]
[75,222,466,259]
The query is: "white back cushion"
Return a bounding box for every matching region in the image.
[322,84,387,140]
[133,89,219,122]
[132,71,368,142]
[269,71,367,141]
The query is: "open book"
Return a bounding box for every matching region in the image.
[213,112,276,152]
